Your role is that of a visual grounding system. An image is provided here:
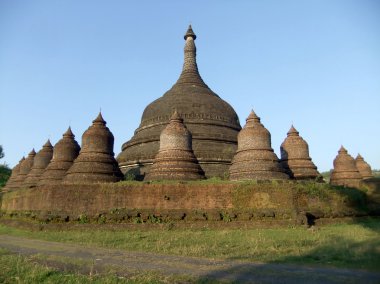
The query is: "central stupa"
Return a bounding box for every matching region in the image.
[117,26,241,178]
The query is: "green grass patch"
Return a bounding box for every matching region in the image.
[0,248,195,283]
[0,218,379,270]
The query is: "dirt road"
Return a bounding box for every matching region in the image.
[0,235,379,283]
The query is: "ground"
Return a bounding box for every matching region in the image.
[0,217,379,283]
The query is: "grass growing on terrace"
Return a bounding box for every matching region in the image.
[0,218,379,271]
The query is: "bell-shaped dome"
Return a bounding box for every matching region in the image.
[14,149,36,187]
[237,110,271,151]
[38,127,81,185]
[146,111,205,181]
[280,125,320,180]
[355,154,373,180]
[330,146,361,188]
[64,112,123,184]
[3,157,24,191]
[117,26,241,179]
[24,140,54,187]
[229,110,289,181]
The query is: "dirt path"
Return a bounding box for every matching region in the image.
[0,235,379,283]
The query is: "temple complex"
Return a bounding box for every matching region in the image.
[355,154,373,180]
[280,125,320,180]
[330,146,362,188]
[64,113,123,184]
[38,127,81,185]
[24,140,54,188]
[14,149,36,188]
[3,157,24,191]
[229,111,289,181]
[117,25,241,179]
[145,111,205,181]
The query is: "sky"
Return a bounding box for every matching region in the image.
[0,0,379,172]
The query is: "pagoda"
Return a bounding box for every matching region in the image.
[117,25,241,179]
[146,111,205,181]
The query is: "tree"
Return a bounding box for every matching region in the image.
[0,145,11,189]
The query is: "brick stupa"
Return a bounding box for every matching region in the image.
[280,125,320,180]
[117,25,241,179]
[64,113,123,183]
[14,149,36,188]
[229,111,289,181]
[330,146,362,188]
[2,157,24,191]
[38,127,80,185]
[355,154,373,180]
[145,111,205,181]
[24,140,54,187]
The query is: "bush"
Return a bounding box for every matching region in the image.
[0,164,11,189]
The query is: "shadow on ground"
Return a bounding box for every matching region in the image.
[197,232,380,283]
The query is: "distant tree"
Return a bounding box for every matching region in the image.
[320,170,332,182]
[0,145,11,189]
[372,169,380,178]
[0,145,4,159]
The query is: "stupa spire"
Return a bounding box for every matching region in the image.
[287,125,299,136]
[184,25,196,40]
[93,111,106,125]
[170,109,182,122]
[176,25,208,87]
[246,110,260,123]
[63,126,74,138]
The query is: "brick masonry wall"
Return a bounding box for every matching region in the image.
[0,182,372,221]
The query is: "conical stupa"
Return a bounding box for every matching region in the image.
[24,140,54,187]
[355,154,373,180]
[38,127,81,185]
[64,112,123,183]
[14,149,36,188]
[2,157,24,191]
[229,110,289,181]
[280,125,320,180]
[330,146,362,188]
[117,26,241,179]
[146,111,205,181]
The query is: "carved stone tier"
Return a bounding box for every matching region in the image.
[330,146,362,188]
[280,125,320,180]
[2,157,24,191]
[64,113,123,184]
[117,26,241,179]
[14,149,36,188]
[355,154,373,180]
[24,140,53,187]
[229,111,289,181]
[38,127,80,185]
[146,111,205,181]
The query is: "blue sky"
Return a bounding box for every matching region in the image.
[0,0,379,172]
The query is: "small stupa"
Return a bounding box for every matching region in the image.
[14,149,36,188]
[145,111,205,181]
[2,157,24,191]
[330,146,362,188]
[38,127,81,185]
[24,140,54,187]
[280,125,320,180]
[229,110,289,181]
[64,112,123,183]
[355,154,373,180]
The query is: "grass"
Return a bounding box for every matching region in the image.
[0,248,195,283]
[0,218,379,271]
